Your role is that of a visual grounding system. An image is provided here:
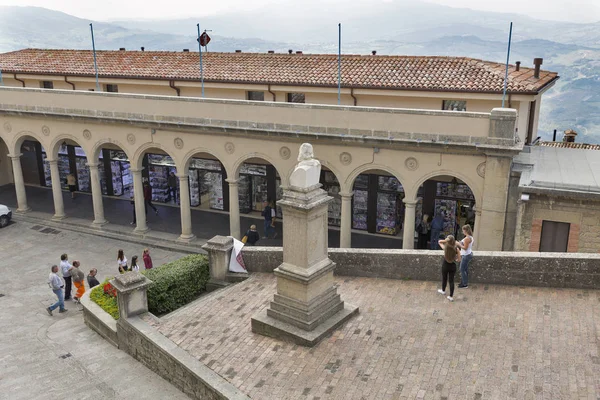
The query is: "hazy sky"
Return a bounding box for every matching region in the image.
[1,0,599,23]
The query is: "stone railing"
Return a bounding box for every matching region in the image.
[0,87,517,147]
[241,247,600,289]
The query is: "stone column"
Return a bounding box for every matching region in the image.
[202,235,235,290]
[110,272,153,320]
[402,200,417,250]
[473,209,482,251]
[178,174,195,241]
[339,191,353,248]
[252,182,359,347]
[48,160,65,220]
[87,162,107,226]
[131,168,148,233]
[226,178,240,240]
[9,154,30,213]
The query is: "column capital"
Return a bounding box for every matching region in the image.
[47,159,59,165]
[339,191,354,199]
[225,178,238,185]
[8,153,22,160]
[86,162,99,169]
[130,168,144,174]
[177,174,189,180]
[403,199,418,207]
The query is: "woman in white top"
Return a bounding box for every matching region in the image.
[130,255,140,273]
[117,249,128,274]
[456,224,474,288]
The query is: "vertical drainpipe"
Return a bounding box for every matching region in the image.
[169,80,181,96]
[14,74,25,87]
[350,88,357,106]
[268,84,276,101]
[64,76,76,90]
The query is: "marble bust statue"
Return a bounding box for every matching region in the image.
[289,143,321,188]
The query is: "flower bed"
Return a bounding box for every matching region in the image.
[90,279,119,320]
[142,254,209,315]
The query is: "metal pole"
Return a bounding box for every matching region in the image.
[338,23,341,105]
[90,23,100,92]
[197,23,204,98]
[501,22,513,108]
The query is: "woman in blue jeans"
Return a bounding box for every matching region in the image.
[457,224,474,288]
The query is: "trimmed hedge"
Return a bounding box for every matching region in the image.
[90,279,119,320]
[142,254,209,315]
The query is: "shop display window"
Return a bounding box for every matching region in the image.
[436,182,474,200]
[238,176,251,213]
[434,199,458,239]
[322,171,341,226]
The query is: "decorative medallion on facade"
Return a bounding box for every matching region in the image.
[225,142,235,154]
[477,162,486,178]
[404,157,419,171]
[279,146,291,160]
[41,125,51,136]
[127,133,136,145]
[174,137,184,149]
[82,129,92,140]
[3,122,12,133]
[339,152,352,166]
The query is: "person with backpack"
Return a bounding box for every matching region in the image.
[416,214,431,249]
[243,224,260,246]
[143,182,159,216]
[70,260,85,303]
[261,200,277,239]
[437,235,461,302]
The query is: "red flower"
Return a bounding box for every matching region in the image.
[103,282,117,297]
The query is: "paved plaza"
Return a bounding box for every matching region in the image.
[148,273,600,400]
[0,220,189,400]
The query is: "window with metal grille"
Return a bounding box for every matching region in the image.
[442,100,467,111]
[247,91,265,101]
[105,84,119,93]
[41,81,54,89]
[539,221,570,252]
[287,93,305,103]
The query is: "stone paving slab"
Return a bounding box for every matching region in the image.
[146,273,600,400]
[0,220,189,400]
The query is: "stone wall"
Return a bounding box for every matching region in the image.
[118,316,250,400]
[515,194,600,253]
[242,247,600,289]
[80,290,119,348]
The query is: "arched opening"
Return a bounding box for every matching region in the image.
[93,144,134,199]
[18,137,47,187]
[235,157,284,218]
[0,136,12,188]
[186,152,227,212]
[414,175,477,250]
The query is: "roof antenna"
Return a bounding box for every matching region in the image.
[501,22,513,108]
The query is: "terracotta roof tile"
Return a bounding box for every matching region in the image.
[0,48,559,94]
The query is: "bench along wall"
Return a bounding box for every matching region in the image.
[241,248,600,290]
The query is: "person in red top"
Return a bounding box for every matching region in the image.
[143,181,159,215]
[143,248,153,269]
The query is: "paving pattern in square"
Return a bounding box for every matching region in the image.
[147,273,600,400]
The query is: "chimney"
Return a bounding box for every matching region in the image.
[119,47,126,51]
[288,49,293,54]
[235,50,242,53]
[563,129,577,143]
[183,48,189,52]
[296,50,302,54]
[141,46,145,51]
[372,50,377,55]
[268,50,275,54]
[515,61,521,71]
[533,58,543,79]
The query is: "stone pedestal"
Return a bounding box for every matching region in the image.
[111,272,153,320]
[251,183,358,346]
[202,235,234,291]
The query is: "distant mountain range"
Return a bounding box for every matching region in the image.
[1,3,599,143]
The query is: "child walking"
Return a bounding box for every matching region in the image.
[437,235,461,302]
